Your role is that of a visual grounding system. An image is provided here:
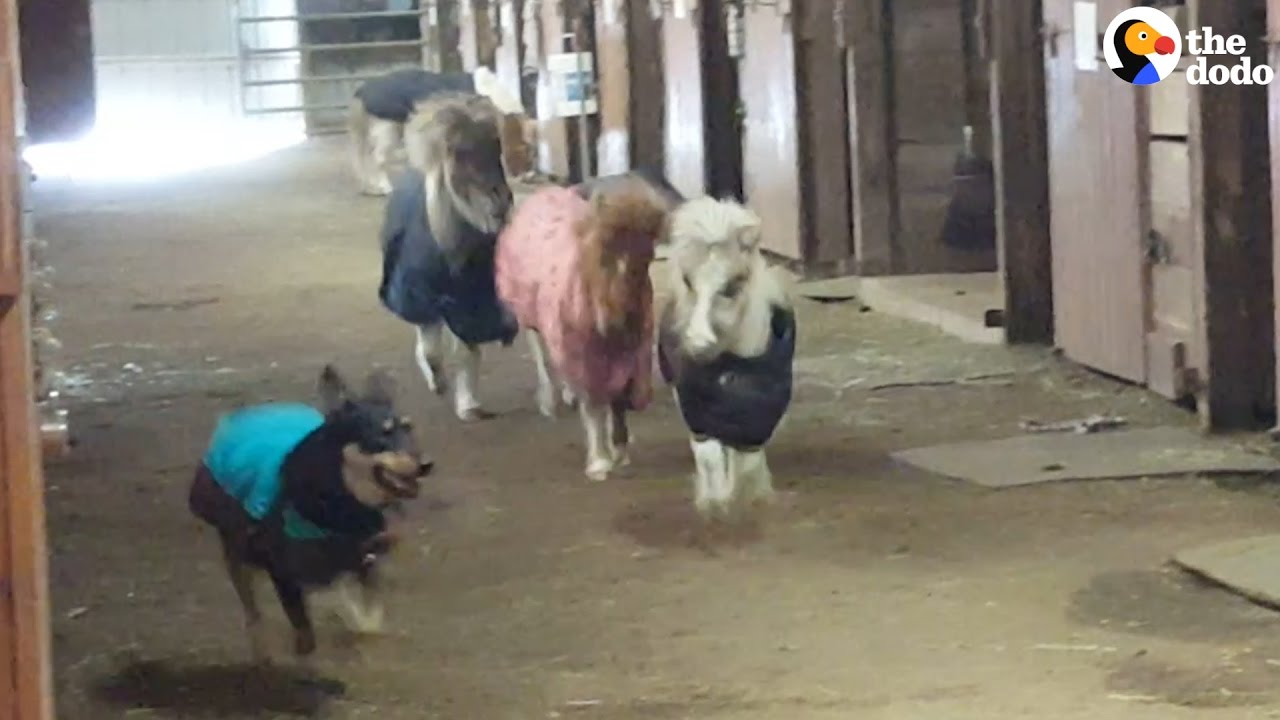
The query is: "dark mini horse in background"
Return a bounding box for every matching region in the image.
[378,92,518,422]
[189,365,431,662]
[348,66,523,195]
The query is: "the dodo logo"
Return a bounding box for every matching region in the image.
[1103,7,1181,85]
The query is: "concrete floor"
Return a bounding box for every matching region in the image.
[34,137,1280,719]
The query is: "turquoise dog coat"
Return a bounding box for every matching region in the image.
[202,402,331,539]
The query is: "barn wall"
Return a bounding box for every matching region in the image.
[91,0,243,128]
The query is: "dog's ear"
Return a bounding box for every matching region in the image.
[318,364,350,413]
[363,368,397,406]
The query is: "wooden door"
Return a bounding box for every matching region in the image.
[626,0,665,173]
[1044,0,1146,383]
[662,2,706,197]
[740,1,802,259]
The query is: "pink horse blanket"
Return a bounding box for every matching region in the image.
[494,186,654,410]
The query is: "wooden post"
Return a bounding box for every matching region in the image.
[1191,0,1273,429]
[988,0,1052,344]
[843,0,897,276]
[0,0,54,715]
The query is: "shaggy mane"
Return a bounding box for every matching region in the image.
[575,179,670,252]
[669,197,791,311]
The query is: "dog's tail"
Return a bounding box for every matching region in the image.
[347,96,373,188]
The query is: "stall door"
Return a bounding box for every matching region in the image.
[662,3,706,197]
[1044,0,1146,382]
[740,2,802,259]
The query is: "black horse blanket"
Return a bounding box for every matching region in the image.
[355,69,476,123]
[658,305,797,450]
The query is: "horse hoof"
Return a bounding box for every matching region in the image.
[536,391,559,419]
[457,406,494,423]
[584,459,613,482]
[610,447,631,468]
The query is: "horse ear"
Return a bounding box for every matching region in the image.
[317,364,350,412]
[735,217,762,251]
[363,368,398,406]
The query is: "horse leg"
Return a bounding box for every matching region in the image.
[527,330,560,418]
[608,399,630,467]
[414,323,448,395]
[221,539,269,663]
[268,571,316,658]
[739,447,775,507]
[579,400,613,481]
[367,119,399,195]
[454,341,492,422]
[692,437,731,518]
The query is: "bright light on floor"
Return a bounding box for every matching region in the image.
[23,119,307,182]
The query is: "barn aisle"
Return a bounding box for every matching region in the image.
[33,138,1280,719]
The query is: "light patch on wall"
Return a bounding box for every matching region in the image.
[596,129,629,176]
[23,117,305,182]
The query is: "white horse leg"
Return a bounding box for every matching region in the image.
[579,400,613,481]
[368,119,400,195]
[527,329,560,419]
[690,435,713,516]
[454,341,489,422]
[740,447,775,506]
[692,437,730,517]
[414,323,448,395]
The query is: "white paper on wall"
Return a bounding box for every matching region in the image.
[1073,2,1099,72]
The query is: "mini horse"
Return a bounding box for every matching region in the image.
[657,197,797,517]
[495,179,670,481]
[348,66,523,195]
[188,365,431,661]
[378,92,518,421]
[573,167,685,210]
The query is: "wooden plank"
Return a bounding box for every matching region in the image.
[1191,0,1274,429]
[1187,0,1280,427]
[844,0,898,275]
[989,0,1051,343]
[1271,0,1280,429]
[1,0,52,715]
[1148,70,1190,137]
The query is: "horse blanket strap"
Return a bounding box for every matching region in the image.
[202,402,332,540]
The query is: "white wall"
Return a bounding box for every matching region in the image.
[91,0,302,133]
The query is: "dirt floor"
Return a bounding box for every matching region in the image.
[33,138,1280,719]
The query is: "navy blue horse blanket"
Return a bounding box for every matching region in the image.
[355,68,476,123]
[658,305,797,450]
[378,168,518,346]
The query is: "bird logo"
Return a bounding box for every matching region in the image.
[1103,7,1182,85]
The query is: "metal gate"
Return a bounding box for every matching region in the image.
[234,0,436,133]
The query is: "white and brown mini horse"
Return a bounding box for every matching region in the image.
[657,197,797,517]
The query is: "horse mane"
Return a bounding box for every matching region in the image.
[575,179,670,340]
[405,92,509,266]
[667,197,791,357]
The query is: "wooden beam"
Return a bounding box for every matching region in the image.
[843,0,897,276]
[988,0,1052,344]
[1191,0,1274,429]
[0,0,52,716]
[1270,0,1280,429]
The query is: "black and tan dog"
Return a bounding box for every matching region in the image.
[189,365,431,662]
